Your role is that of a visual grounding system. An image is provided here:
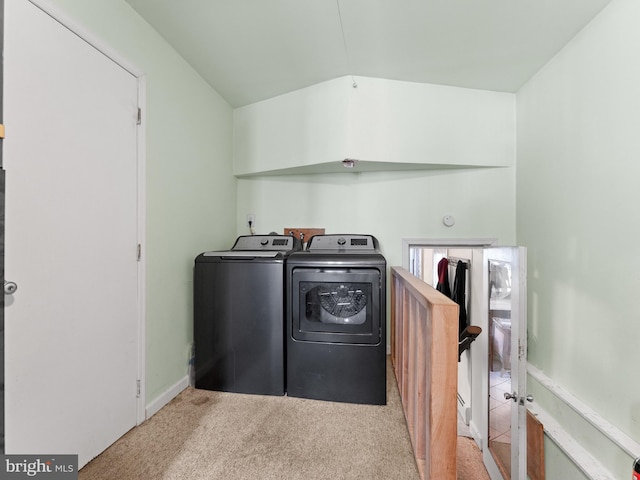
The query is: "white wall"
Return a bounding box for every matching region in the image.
[40,0,236,406]
[517,0,640,477]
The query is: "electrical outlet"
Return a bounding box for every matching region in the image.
[247,214,256,226]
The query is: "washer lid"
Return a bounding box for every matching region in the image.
[202,251,281,258]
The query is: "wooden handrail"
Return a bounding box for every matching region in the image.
[390,267,459,480]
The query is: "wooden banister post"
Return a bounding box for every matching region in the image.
[390,267,458,480]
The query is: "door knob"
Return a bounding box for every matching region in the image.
[504,392,534,404]
[504,391,518,402]
[4,281,18,295]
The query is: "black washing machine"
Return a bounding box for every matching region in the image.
[194,234,302,396]
[286,234,386,405]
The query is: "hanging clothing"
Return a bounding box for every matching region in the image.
[451,261,468,336]
[436,257,451,298]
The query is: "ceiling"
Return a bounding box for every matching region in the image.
[125,0,613,108]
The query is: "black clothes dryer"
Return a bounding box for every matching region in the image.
[286,234,386,405]
[194,234,302,396]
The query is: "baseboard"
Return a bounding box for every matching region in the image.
[457,393,471,425]
[145,375,189,420]
[469,420,482,450]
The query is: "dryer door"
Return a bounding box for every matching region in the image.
[291,268,382,345]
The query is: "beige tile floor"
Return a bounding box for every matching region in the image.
[489,369,512,444]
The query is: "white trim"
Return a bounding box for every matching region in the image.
[528,403,615,480]
[136,77,148,425]
[402,237,498,246]
[27,0,143,77]
[528,363,640,459]
[401,237,497,270]
[145,376,189,420]
[457,394,471,425]
[469,420,482,450]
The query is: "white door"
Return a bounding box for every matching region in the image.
[4,0,140,467]
[482,247,529,480]
[406,242,529,479]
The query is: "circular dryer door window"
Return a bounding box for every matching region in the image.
[315,283,367,324]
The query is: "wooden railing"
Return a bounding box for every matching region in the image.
[391,267,459,480]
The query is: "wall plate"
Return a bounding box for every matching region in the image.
[284,228,325,243]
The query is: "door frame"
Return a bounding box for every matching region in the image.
[12,0,147,425]
[1,0,5,454]
[402,237,496,439]
[403,239,529,480]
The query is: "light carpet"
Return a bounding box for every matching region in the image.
[80,359,488,480]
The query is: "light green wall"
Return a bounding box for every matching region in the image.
[234,76,515,175]
[517,0,640,477]
[347,77,515,167]
[41,0,236,404]
[234,77,350,175]
[543,439,590,480]
[236,79,517,268]
[29,3,639,477]
[237,167,516,270]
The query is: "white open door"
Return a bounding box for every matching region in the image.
[482,247,529,480]
[406,241,529,480]
[4,0,141,467]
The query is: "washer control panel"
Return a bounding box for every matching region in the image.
[231,235,301,251]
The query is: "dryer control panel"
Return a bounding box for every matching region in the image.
[306,234,379,251]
